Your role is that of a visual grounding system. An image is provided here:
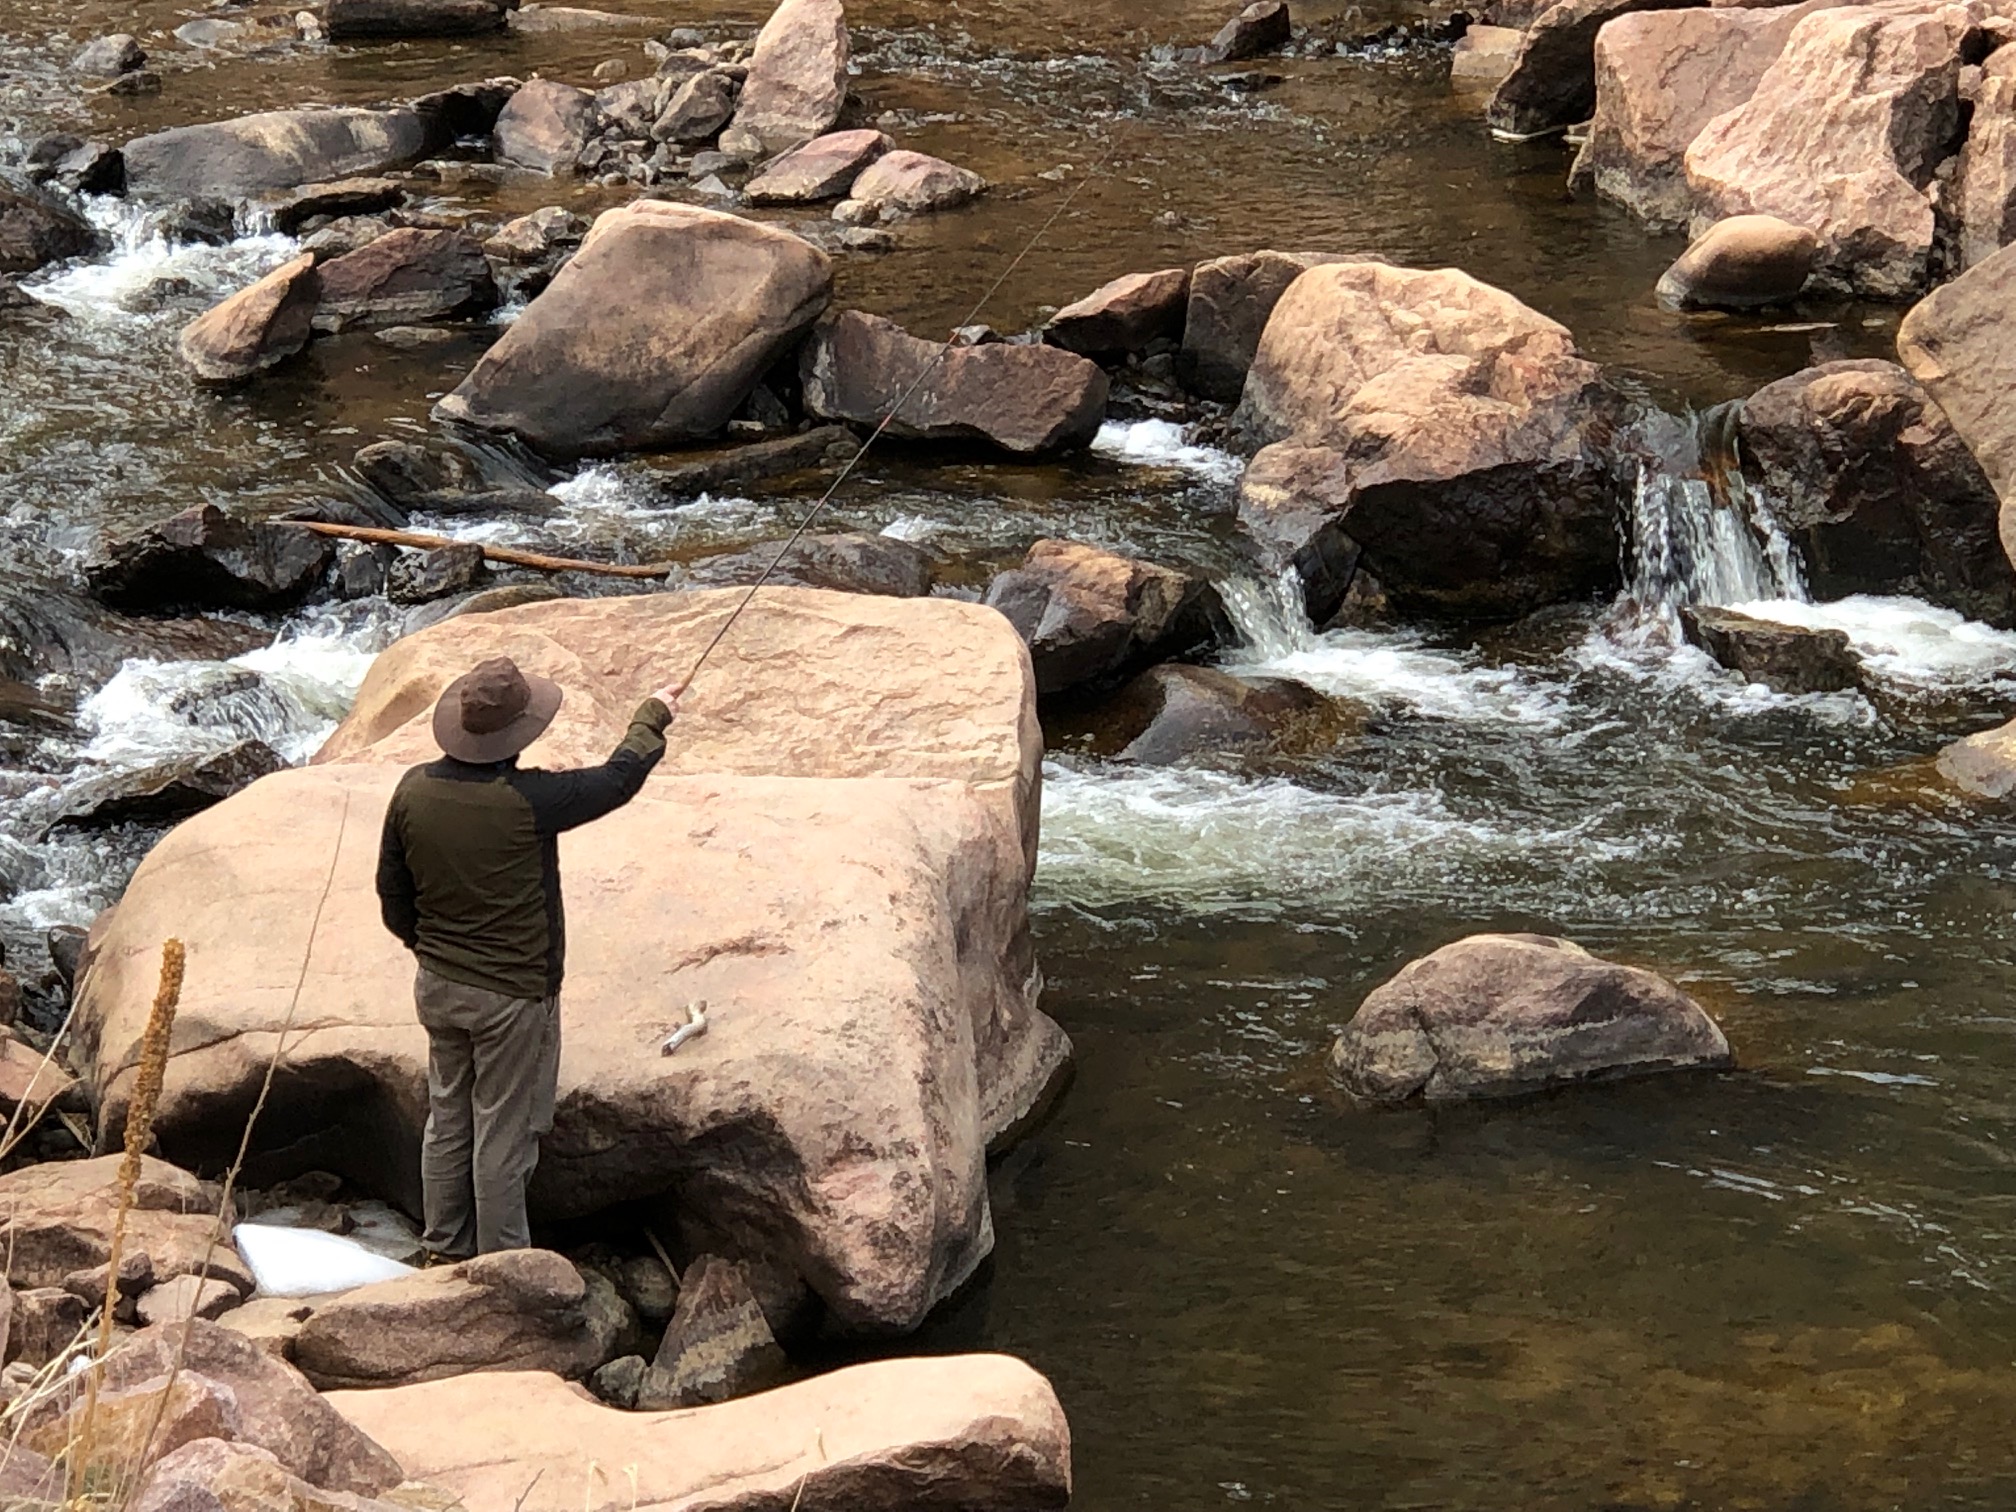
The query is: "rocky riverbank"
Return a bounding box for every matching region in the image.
[6,0,2016,1505]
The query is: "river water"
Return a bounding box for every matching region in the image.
[6,1,2016,1508]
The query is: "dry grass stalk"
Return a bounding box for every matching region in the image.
[61,938,183,1504]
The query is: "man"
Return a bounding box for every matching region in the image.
[376,655,680,1261]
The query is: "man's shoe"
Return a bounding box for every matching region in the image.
[419,1249,468,1270]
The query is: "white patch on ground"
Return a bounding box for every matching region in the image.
[234,1223,417,1297]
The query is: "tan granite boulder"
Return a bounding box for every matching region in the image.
[1655,213,1817,308]
[1898,241,2016,533]
[1044,268,1191,357]
[744,128,890,203]
[327,1355,1071,1512]
[718,0,849,159]
[1955,46,2016,269]
[1485,0,1704,139]
[178,253,320,383]
[1332,934,1734,1101]
[0,1155,252,1293]
[1178,249,1345,402]
[74,591,1067,1334]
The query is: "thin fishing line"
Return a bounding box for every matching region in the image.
[674,115,1137,694]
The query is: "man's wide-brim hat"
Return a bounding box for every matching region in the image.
[433,656,563,763]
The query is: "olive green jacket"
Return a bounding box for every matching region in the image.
[375,699,672,1000]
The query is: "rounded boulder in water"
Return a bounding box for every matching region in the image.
[1331,933,1735,1102]
[1655,213,1818,311]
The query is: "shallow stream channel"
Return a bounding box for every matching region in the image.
[6,0,2016,1506]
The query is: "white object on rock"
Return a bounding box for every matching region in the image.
[234,1223,418,1298]
[661,1001,709,1056]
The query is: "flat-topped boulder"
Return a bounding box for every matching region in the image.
[1233,260,1623,621]
[73,590,1068,1333]
[1332,934,1734,1101]
[745,128,891,203]
[436,202,830,458]
[123,107,439,198]
[327,1355,1072,1512]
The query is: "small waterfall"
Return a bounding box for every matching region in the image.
[1219,570,1320,658]
[1621,406,1807,622]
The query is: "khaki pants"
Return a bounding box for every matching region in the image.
[413,967,560,1259]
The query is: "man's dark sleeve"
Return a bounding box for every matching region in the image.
[518,698,673,835]
[376,784,420,950]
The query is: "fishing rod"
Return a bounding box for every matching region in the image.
[669,119,1135,699]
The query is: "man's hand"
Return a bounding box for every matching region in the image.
[650,682,684,721]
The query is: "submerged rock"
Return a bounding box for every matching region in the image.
[718,0,849,159]
[1102,664,1340,766]
[1937,715,2016,799]
[1178,249,1344,402]
[1234,260,1623,621]
[74,591,1070,1334]
[388,543,488,603]
[801,310,1106,453]
[1737,359,2014,622]
[983,539,1226,696]
[744,128,890,202]
[641,425,857,495]
[495,79,601,174]
[1045,267,1190,358]
[85,503,333,612]
[311,227,498,332]
[1332,933,1735,1101]
[1684,4,1980,298]
[1897,242,2016,527]
[292,1249,627,1389]
[1656,214,1816,310]
[684,531,933,597]
[47,740,288,831]
[123,108,439,198]
[323,0,510,38]
[327,1355,1072,1512]
[1679,606,1861,694]
[0,180,103,276]
[437,202,831,458]
[1486,0,1703,140]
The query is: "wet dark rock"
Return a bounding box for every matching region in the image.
[640,425,856,496]
[410,78,524,141]
[0,970,21,1027]
[496,80,601,174]
[1234,260,1624,621]
[312,227,497,333]
[590,1353,650,1408]
[1099,664,1340,766]
[653,69,741,143]
[1204,1,1293,62]
[74,33,147,75]
[102,69,163,97]
[324,0,510,38]
[0,679,70,732]
[406,583,566,631]
[1178,250,1345,403]
[1656,214,1816,310]
[984,539,1227,696]
[685,531,933,597]
[160,197,239,246]
[718,0,848,159]
[1738,361,2014,622]
[123,108,438,199]
[1679,606,1862,694]
[352,438,482,504]
[1487,0,1704,139]
[46,926,90,996]
[1333,934,1734,1101]
[632,1255,788,1410]
[802,310,1106,454]
[1047,268,1191,359]
[0,180,103,276]
[336,541,397,598]
[269,177,406,235]
[0,275,36,310]
[178,253,321,383]
[389,543,489,603]
[3,1288,89,1368]
[0,589,267,687]
[26,136,125,196]
[744,129,888,202]
[438,201,831,458]
[49,742,289,833]
[86,504,335,613]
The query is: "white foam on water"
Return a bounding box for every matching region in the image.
[1091,419,1242,484]
[25,198,297,324]
[1727,595,2016,692]
[1217,575,1568,728]
[881,514,950,544]
[546,467,772,542]
[77,614,392,769]
[1036,761,1627,911]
